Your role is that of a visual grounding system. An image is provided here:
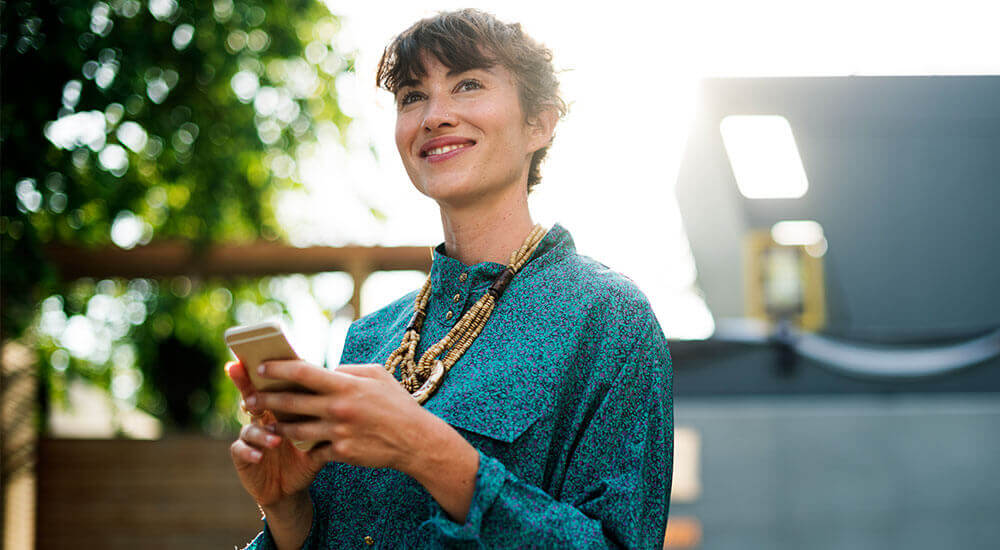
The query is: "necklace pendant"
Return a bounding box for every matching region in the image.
[410,360,445,404]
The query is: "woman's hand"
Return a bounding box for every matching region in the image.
[225,361,322,509]
[252,360,481,523]
[250,361,432,472]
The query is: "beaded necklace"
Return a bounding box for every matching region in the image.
[384,224,548,404]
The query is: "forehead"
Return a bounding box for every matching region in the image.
[395,47,502,87]
[397,53,515,92]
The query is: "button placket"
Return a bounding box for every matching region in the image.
[434,266,464,326]
[446,270,470,323]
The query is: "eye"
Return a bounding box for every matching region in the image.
[399,91,424,107]
[454,79,483,93]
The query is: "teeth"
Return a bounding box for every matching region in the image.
[426,143,470,156]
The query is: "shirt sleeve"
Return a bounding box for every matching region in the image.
[421,320,674,549]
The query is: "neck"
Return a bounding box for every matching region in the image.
[438,185,536,266]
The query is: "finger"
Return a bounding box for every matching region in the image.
[231,439,264,465]
[226,361,257,398]
[335,364,386,378]
[240,423,282,449]
[252,391,333,418]
[240,398,269,419]
[228,362,270,417]
[305,440,334,462]
[249,409,278,428]
[272,420,333,443]
[257,360,352,394]
[307,437,349,463]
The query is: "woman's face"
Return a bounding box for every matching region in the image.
[394,54,550,207]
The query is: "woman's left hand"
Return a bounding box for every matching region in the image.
[248,361,437,474]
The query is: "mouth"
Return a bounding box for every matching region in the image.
[420,139,476,162]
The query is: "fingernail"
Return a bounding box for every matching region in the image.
[257,364,266,375]
[249,449,262,461]
[245,395,257,407]
[266,435,280,446]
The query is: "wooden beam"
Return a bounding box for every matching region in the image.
[45,241,433,279]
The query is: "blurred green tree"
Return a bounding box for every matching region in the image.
[1,0,355,432]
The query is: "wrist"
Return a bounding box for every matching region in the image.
[260,489,312,523]
[260,491,313,550]
[398,411,458,481]
[400,412,480,523]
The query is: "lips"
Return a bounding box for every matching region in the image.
[424,143,473,156]
[420,136,476,159]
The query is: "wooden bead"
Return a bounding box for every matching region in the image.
[382,225,546,403]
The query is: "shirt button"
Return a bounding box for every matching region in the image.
[452,293,461,303]
[459,273,468,282]
[445,310,453,320]
[364,535,374,545]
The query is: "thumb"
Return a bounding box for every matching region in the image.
[226,361,258,398]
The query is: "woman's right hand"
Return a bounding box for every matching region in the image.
[226,361,322,509]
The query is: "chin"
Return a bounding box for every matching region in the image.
[415,175,485,205]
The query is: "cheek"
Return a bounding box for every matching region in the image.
[394,125,407,157]
[477,106,522,151]
[394,116,416,160]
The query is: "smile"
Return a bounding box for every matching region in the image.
[425,143,471,156]
[420,140,476,162]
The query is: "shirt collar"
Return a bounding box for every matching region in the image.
[428,222,575,298]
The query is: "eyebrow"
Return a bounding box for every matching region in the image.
[397,66,494,92]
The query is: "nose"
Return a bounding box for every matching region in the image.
[421,97,457,132]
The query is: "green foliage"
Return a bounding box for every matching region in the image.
[1,0,355,433]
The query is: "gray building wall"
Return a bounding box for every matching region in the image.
[670,394,1000,550]
[669,75,999,549]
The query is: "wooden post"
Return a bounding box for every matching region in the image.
[347,258,372,321]
[2,341,38,550]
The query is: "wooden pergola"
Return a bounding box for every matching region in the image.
[44,241,434,320]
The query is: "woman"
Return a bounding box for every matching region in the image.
[228,9,673,549]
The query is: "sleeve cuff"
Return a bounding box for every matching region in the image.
[424,448,508,540]
[244,526,276,550]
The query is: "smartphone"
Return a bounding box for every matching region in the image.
[224,320,319,451]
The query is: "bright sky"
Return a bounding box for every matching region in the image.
[277,0,1000,352]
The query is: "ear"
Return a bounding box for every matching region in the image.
[526,107,559,152]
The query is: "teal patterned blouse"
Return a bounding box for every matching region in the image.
[245,223,673,549]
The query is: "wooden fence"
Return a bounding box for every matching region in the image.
[36,437,699,548]
[36,438,263,549]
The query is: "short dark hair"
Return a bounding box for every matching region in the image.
[376,9,567,192]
